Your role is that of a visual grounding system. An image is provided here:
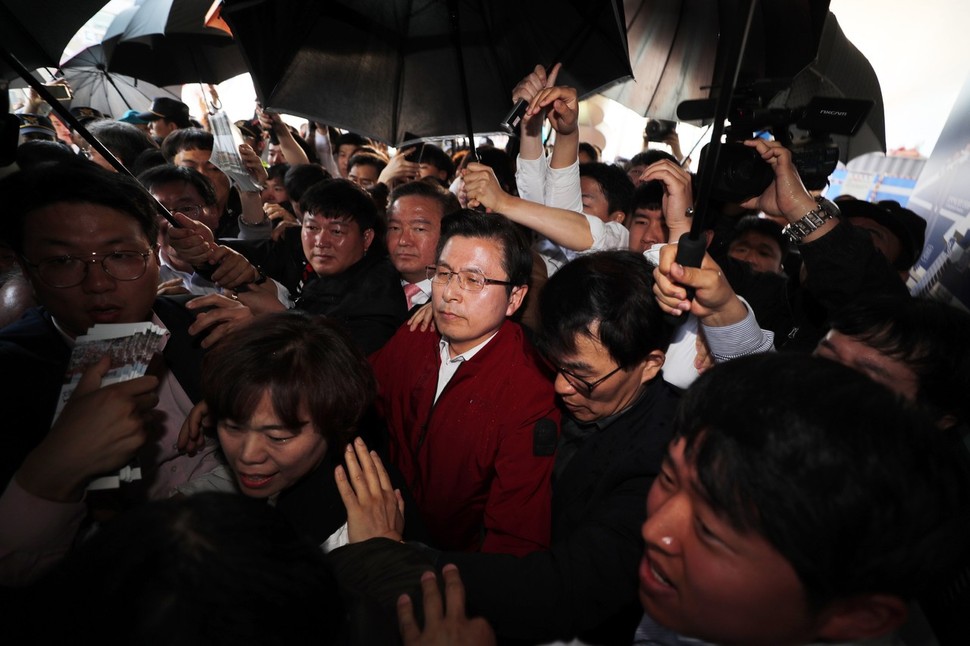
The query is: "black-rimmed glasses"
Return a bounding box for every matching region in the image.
[22,249,155,288]
[426,265,512,292]
[557,365,624,396]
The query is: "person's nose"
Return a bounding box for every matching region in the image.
[238,432,268,465]
[397,228,414,247]
[554,371,577,397]
[80,257,115,293]
[641,491,687,556]
[312,229,333,248]
[440,273,462,301]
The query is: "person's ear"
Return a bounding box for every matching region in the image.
[608,210,626,225]
[505,284,528,317]
[362,227,375,253]
[638,349,665,384]
[814,594,908,643]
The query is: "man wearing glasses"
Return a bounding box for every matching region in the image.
[369,210,559,557]
[0,161,225,584]
[428,250,679,644]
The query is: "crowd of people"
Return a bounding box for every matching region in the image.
[2,64,969,646]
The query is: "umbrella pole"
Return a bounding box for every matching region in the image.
[1,45,180,227]
[665,0,758,325]
[447,0,478,163]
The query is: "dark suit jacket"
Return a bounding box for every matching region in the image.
[0,298,205,488]
[439,377,680,645]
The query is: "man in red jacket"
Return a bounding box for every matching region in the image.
[370,210,559,556]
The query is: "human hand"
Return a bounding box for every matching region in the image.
[238,143,269,186]
[17,357,160,502]
[739,139,816,220]
[512,63,561,135]
[652,244,746,326]
[167,211,216,266]
[271,219,301,242]
[529,84,578,136]
[156,277,190,296]
[186,293,255,348]
[264,202,298,225]
[407,303,436,333]
[398,565,497,646]
[335,437,405,543]
[379,147,420,186]
[639,160,693,240]
[462,162,510,213]
[177,401,210,457]
[206,245,259,290]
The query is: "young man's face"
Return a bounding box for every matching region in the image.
[431,235,524,355]
[260,177,288,205]
[335,144,359,178]
[640,437,822,645]
[552,324,662,423]
[386,195,444,283]
[814,329,919,402]
[628,207,667,253]
[173,148,231,209]
[20,203,159,339]
[301,213,374,277]
[727,230,785,275]
[418,162,447,182]
[580,176,624,224]
[348,163,380,190]
[149,180,219,271]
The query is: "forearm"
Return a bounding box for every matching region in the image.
[497,194,594,250]
[237,191,271,236]
[549,130,579,170]
[274,122,310,165]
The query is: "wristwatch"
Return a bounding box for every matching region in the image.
[782,196,840,244]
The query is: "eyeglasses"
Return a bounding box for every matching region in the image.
[168,204,204,219]
[426,265,512,292]
[556,365,624,396]
[22,249,155,288]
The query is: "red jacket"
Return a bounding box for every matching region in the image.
[369,320,559,556]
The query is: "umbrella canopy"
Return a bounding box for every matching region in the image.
[106,0,248,86]
[770,11,886,162]
[603,0,830,122]
[0,0,108,81]
[58,43,182,118]
[221,0,633,145]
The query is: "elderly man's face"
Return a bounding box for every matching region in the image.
[386,195,444,283]
[431,235,525,355]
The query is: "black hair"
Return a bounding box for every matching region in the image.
[537,250,670,369]
[14,139,80,168]
[579,162,635,217]
[86,120,158,170]
[728,215,789,263]
[137,164,219,207]
[458,146,517,196]
[334,131,370,152]
[828,295,970,425]
[674,353,970,609]
[629,149,678,168]
[387,179,461,218]
[266,163,291,182]
[284,164,331,204]
[34,492,344,645]
[348,152,388,175]
[406,143,455,182]
[436,209,532,293]
[202,311,376,454]
[0,160,159,254]
[632,180,665,212]
[300,178,379,233]
[160,127,214,162]
[578,141,600,162]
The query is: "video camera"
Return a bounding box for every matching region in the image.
[680,88,873,203]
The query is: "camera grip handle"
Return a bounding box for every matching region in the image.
[663,232,707,327]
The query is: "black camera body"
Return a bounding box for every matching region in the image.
[684,94,873,203]
[644,119,677,142]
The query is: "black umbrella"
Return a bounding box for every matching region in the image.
[106,0,248,86]
[769,11,886,162]
[0,0,107,82]
[603,0,831,122]
[58,43,182,118]
[220,0,632,145]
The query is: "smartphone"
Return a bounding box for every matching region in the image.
[42,83,73,102]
